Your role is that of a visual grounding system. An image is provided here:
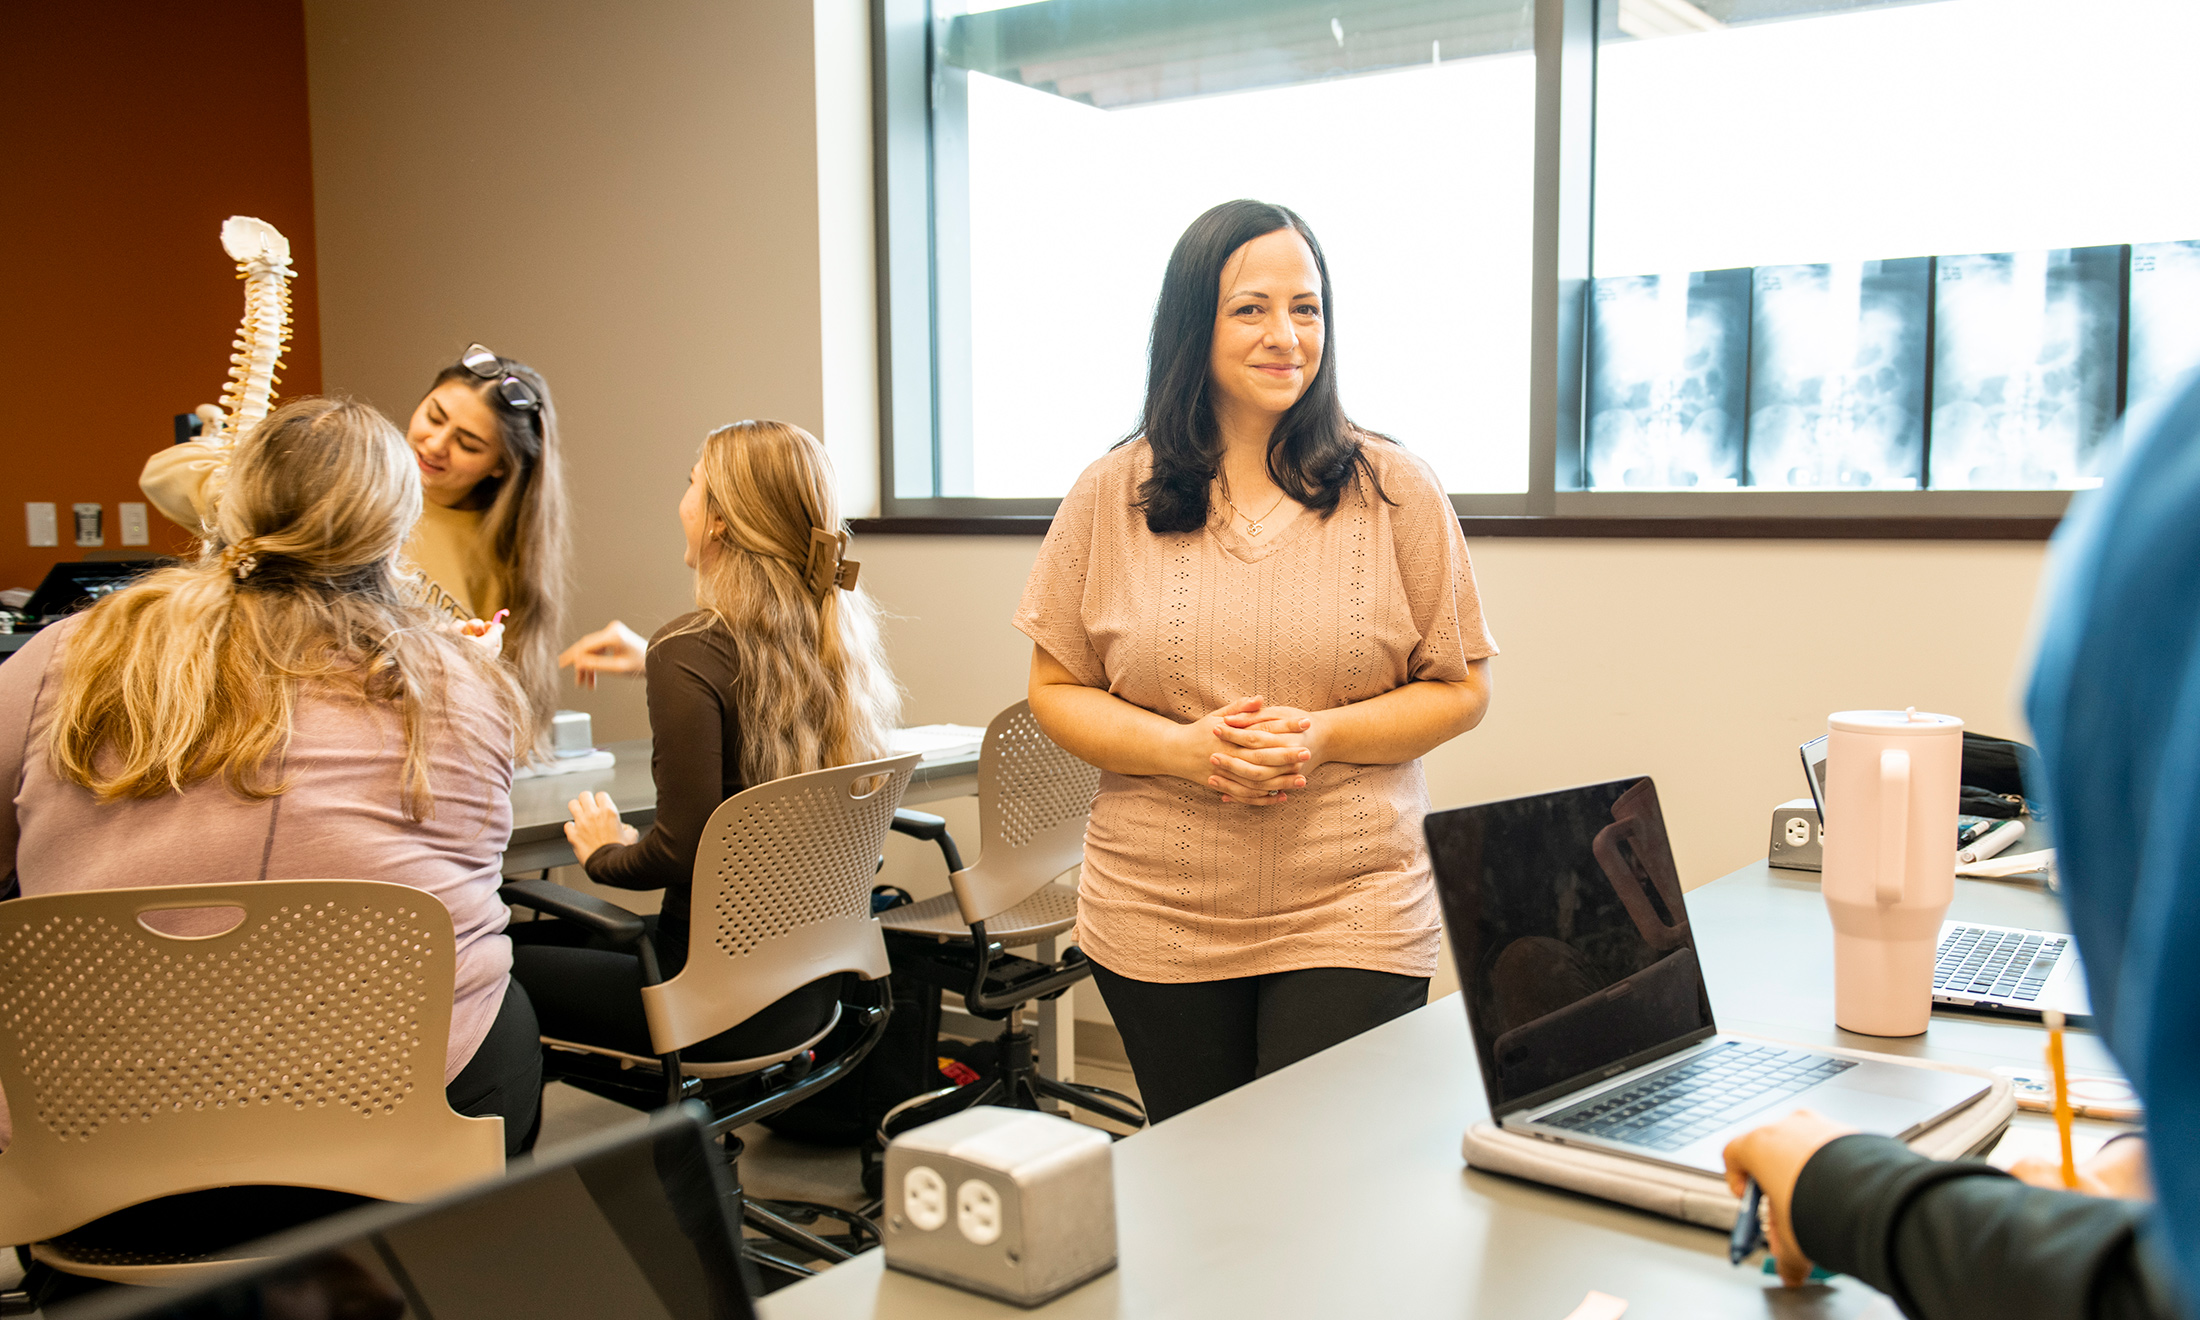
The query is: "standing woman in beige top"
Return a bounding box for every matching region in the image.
[143,345,570,749]
[1016,199,1498,1122]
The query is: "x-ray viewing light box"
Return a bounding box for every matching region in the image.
[1583,241,2180,493]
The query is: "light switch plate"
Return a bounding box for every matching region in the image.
[120,502,149,546]
[25,503,57,547]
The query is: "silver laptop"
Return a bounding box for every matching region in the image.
[1425,776,1989,1176]
[1801,735,2092,1023]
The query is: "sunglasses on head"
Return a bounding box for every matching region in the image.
[459,343,542,415]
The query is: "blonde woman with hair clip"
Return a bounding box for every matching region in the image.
[145,344,573,751]
[1,398,543,1164]
[510,419,901,1064]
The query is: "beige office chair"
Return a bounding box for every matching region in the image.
[882,702,1145,1135]
[0,880,504,1288]
[500,751,919,1284]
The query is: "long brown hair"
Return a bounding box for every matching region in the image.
[674,420,899,785]
[1124,199,1392,534]
[49,397,524,819]
[425,352,569,749]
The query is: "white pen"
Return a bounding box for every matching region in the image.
[1959,818,2026,864]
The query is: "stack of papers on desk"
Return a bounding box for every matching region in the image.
[513,749,617,780]
[891,724,987,761]
[1956,847,2055,879]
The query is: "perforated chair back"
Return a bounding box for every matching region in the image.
[642,753,921,1054]
[0,880,504,1249]
[948,702,1102,925]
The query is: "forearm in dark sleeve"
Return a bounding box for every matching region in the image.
[582,642,723,891]
[1793,1134,2181,1320]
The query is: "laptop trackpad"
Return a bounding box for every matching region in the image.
[1806,1067,1987,1138]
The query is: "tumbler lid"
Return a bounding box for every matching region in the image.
[1829,707,1965,736]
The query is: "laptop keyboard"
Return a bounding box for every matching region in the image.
[1935,924,2067,1003]
[1540,1042,1857,1152]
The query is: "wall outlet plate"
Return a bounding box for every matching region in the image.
[1768,798,1823,872]
[72,502,103,547]
[120,502,150,546]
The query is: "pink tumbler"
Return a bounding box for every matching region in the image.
[1821,708,1963,1036]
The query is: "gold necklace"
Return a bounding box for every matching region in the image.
[1215,480,1289,536]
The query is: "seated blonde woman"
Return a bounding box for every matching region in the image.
[513,419,899,1061]
[0,397,540,1157]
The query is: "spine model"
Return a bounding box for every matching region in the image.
[204,216,295,448]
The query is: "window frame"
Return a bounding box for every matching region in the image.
[865,0,2068,538]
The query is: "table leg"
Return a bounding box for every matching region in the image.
[1036,938,1076,1099]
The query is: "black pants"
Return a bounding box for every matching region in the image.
[1087,961,1429,1124]
[449,976,543,1156]
[510,917,840,1065]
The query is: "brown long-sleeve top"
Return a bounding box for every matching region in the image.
[580,614,744,975]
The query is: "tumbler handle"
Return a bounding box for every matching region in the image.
[1877,748,1911,906]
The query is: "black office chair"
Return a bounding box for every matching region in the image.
[500,753,918,1287]
[877,703,1145,1145]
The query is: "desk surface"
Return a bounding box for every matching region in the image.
[504,739,980,873]
[760,860,2098,1320]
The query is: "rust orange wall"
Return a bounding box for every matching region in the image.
[0,1,322,591]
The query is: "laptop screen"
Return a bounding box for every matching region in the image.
[61,1108,755,1320]
[1800,735,1831,821]
[1425,777,1717,1118]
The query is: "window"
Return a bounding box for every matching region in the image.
[873,0,2200,527]
[1585,0,2200,496]
[888,0,1538,507]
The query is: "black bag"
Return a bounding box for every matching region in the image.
[1961,732,2039,819]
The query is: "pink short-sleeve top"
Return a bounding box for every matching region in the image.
[1014,438,1497,983]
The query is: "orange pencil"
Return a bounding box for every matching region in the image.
[2045,1008,2078,1189]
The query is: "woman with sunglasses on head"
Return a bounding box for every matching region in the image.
[145,344,570,748]
[509,419,901,1065]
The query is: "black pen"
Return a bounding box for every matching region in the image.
[1730,1177,1765,1265]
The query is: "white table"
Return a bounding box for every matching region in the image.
[759,860,2115,1319]
[503,739,982,876]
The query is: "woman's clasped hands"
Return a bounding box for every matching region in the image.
[1183,696,1320,805]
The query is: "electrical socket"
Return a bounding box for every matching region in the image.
[956,1179,1003,1246]
[903,1165,947,1232]
[25,503,56,547]
[120,502,149,546]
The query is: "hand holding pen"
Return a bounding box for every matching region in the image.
[1721,1109,1857,1286]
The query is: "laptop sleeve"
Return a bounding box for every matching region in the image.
[1461,1038,2017,1230]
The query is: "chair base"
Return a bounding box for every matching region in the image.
[880,1017,1146,1142]
[536,1001,894,1290]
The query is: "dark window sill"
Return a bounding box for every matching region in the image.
[851,515,2060,541]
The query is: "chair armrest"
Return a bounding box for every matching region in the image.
[499,879,647,947]
[891,809,949,841]
[892,809,966,873]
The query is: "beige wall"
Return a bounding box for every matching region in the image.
[304,2,2056,1025]
[304,0,871,742]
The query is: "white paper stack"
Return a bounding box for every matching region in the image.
[512,749,617,780]
[890,724,988,762]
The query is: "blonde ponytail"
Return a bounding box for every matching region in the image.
[49,397,525,818]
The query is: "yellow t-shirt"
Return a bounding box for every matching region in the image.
[140,443,508,620]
